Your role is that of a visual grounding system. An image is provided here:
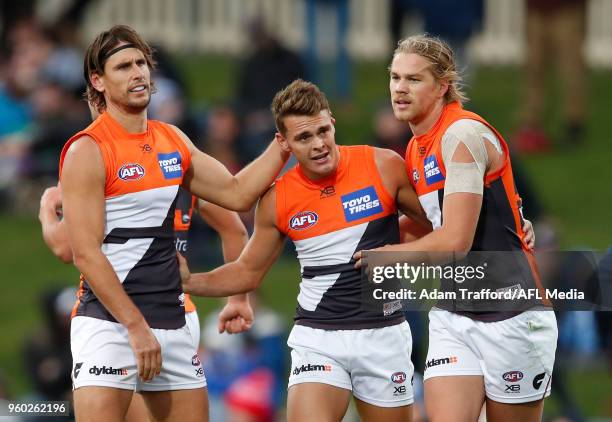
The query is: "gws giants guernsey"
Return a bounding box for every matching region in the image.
[405,102,550,321]
[276,145,404,329]
[60,112,191,329]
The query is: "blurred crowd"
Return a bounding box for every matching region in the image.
[0,0,592,213]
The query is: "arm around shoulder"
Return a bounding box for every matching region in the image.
[173,125,288,212]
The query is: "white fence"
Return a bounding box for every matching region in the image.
[71,0,612,67]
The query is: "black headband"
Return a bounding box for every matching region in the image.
[102,43,137,61]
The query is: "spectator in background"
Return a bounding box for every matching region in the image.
[389,0,413,47]
[148,73,199,142]
[194,105,252,235]
[21,288,76,408]
[0,1,35,52]
[370,105,412,156]
[303,0,351,101]
[0,19,52,207]
[515,0,588,153]
[412,0,483,78]
[150,44,190,96]
[148,44,199,141]
[0,8,90,190]
[200,106,243,176]
[26,65,89,183]
[200,292,286,422]
[236,17,305,162]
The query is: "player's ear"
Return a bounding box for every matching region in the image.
[437,78,449,99]
[90,72,105,93]
[274,132,291,153]
[326,108,335,125]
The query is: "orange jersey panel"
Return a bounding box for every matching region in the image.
[276,145,396,240]
[60,112,191,198]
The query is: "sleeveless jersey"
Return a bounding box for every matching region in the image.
[60,112,191,329]
[405,102,549,321]
[174,187,197,313]
[275,145,404,329]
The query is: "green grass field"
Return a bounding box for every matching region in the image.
[0,58,609,417]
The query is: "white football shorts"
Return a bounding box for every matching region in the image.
[287,321,414,407]
[70,313,205,391]
[424,308,557,404]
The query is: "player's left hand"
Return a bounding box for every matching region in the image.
[354,248,378,269]
[40,184,63,218]
[353,250,365,269]
[218,296,254,334]
[177,252,193,291]
[354,244,399,269]
[522,218,536,250]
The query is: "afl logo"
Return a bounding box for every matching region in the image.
[290,211,318,230]
[391,371,407,384]
[118,163,145,181]
[191,354,201,367]
[502,371,523,382]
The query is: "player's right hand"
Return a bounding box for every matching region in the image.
[522,218,536,250]
[127,322,162,382]
[218,297,254,334]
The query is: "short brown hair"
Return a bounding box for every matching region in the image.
[271,79,330,135]
[83,25,156,113]
[393,35,468,104]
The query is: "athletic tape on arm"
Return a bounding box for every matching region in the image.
[441,119,491,196]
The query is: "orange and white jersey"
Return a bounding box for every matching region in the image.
[60,112,191,329]
[404,102,549,320]
[276,145,404,329]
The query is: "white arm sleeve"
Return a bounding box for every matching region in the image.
[441,119,500,196]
